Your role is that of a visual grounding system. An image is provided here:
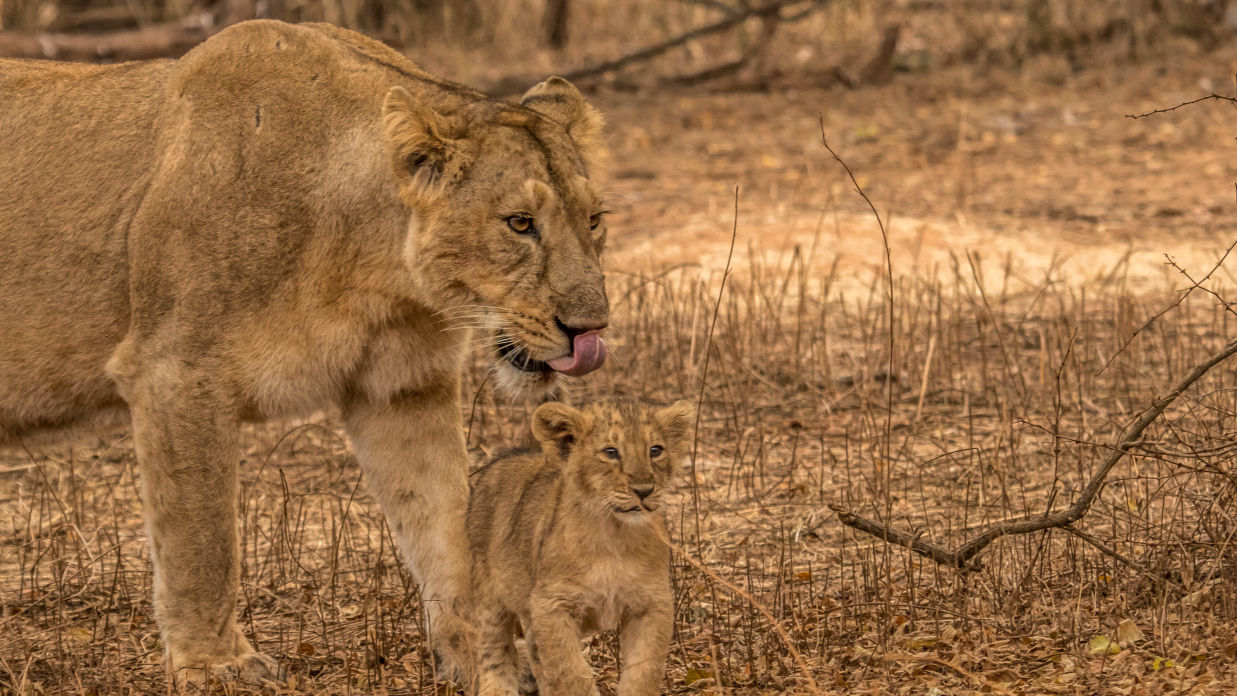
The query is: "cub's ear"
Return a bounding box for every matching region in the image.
[654,400,696,451]
[382,86,471,199]
[520,76,605,159]
[532,401,584,459]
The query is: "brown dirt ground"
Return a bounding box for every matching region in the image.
[596,50,1237,294]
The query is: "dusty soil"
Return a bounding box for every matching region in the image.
[596,52,1237,294]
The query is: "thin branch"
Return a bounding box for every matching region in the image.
[664,7,780,86]
[486,0,831,93]
[1061,525,1185,593]
[1097,237,1237,375]
[689,187,739,549]
[818,118,895,504]
[832,332,1237,570]
[560,0,821,83]
[1126,93,1237,119]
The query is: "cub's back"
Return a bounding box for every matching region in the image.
[467,450,561,575]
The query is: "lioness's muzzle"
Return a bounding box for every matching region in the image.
[546,330,607,376]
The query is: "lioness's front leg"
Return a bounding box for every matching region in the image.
[343,383,476,688]
[129,368,280,686]
[617,597,673,696]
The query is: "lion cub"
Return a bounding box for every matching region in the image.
[468,398,695,696]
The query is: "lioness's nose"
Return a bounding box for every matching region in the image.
[631,483,655,500]
[556,316,608,337]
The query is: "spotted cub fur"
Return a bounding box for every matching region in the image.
[467,398,695,696]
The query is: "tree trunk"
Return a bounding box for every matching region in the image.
[544,0,569,49]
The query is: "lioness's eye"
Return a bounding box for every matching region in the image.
[506,215,536,235]
[650,445,664,457]
[589,213,603,231]
[602,447,620,460]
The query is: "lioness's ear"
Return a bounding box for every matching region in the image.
[520,76,605,158]
[382,86,470,198]
[532,402,583,459]
[654,400,696,451]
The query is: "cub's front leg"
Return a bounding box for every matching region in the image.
[128,366,281,686]
[526,594,598,696]
[343,380,476,688]
[475,597,520,696]
[617,593,673,696]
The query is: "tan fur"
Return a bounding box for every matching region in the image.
[0,19,611,688]
[467,399,696,696]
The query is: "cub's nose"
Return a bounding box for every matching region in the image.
[630,483,655,500]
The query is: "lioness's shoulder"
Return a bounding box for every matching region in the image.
[175,20,482,100]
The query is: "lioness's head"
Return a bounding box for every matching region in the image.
[381,77,611,396]
[531,399,696,521]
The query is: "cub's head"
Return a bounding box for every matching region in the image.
[381,77,610,397]
[531,399,696,521]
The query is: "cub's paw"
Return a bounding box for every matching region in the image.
[173,652,287,692]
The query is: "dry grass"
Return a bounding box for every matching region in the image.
[6,220,1237,693]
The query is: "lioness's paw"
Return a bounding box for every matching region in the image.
[174,652,286,692]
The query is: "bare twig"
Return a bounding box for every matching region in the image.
[1097,237,1237,374]
[832,332,1237,570]
[487,0,830,93]
[1127,93,1237,119]
[818,119,895,493]
[689,187,740,548]
[561,0,818,83]
[1061,524,1185,593]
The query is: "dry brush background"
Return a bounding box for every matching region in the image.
[5,1,1237,694]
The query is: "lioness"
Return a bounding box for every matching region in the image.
[467,399,695,696]
[0,20,612,686]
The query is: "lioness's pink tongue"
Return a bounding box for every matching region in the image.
[546,331,607,377]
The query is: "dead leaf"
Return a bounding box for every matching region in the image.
[684,668,713,685]
[1089,635,1120,655]
[1115,619,1143,645]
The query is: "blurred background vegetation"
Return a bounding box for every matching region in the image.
[1,0,1234,90]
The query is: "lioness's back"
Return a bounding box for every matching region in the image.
[0,58,170,442]
[0,21,474,443]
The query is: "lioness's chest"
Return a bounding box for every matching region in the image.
[231,295,463,419]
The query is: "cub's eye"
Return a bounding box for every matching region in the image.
[506,215,536,235]
[649,445,664,457]
[601,447,620,460]
[589,213,604,231]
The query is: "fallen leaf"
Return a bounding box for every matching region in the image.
[1115,619,1144,645]
[66,627,93,644]
[684,668,713,685]
[1151,656,1176,671]
[907,635,939,650]
[1089,635,1120,655]
[984,668,1020,686]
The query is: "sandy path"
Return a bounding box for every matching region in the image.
[591,54,1237,295]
